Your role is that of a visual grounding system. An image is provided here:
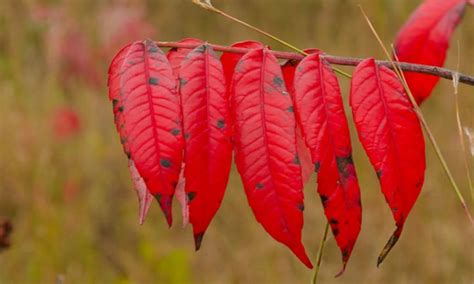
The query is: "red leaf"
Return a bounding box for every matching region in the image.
[281,48,320,185]
[221,40,264,92]
[232,48,312,268]
[118,40,184,226]
[179,44,233,249]
[350,58,425,266]
[128,160,153,225]
[166,38,204,78]
[109,43,154,224]
[293,53,362,275]
[394,0,470,104]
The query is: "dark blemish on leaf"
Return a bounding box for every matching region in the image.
[392,207,398,213]
[169,47,177,52]
[376,170,383,179]
[315,162,321,173]
[320,195,328,203]
[171,128,181,136]
[148,77,159,85]
[112,99,119,107]
[287,106,294,113]
[256,183,265,190]
[333,228,340,237]
[125,151,131,159]
[330,218,339,225]
[160,159,171,168]
[217,119,225,129]
[273,76,284,87]
[179,78,188,87]
[118,105,124,112]
[297,203,305,212]
[154,193,162,202]
[120,137,128,144]
[187,192,196,202]
[184,133,190,140]
[336,155,354,178]
[293,155,300,165]
[148,44,160,53]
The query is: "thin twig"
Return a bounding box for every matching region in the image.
[358,7,474,233]
[312,223,330,284]
[452,42,474,204]
[157,41,474,86]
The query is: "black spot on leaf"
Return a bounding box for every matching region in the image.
[330,218,339,225]
[376,170,383,179]
[297,203,305,212]
[148,77,159,85]
[160,159,171,168]
[273,76,284,87]
[187,192,196,202]
[179,78,188,87]
[217,119,225,129]
[118,105,124,112]
[256,183,265,189]
[336,155,354,178]
[314,162,321,173]
[171,128,180,136]
[293,155,300,165]
[148,45,160,53]
[333,228,340,237]
[320,195,328,203]
[184,133,190,140]
[287,106,294,113]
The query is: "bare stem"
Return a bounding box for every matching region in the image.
[191,0,351,78]
[312,223,330,284]
[156,41,474,86]
[359,6,474,229]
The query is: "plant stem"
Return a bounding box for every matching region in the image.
[453,42,474,205]
[156,41,474,86]
[191,0,351,78]
[312,223,330,284]
[359,6,474,227]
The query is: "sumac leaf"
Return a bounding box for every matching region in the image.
[350,58,425,266]
[108,43,154,223]
[179,44,233,249]
[394,0,471,104]
[119,40,184,226]
[221,40,264,92]
[232,48,312,268]
[167,38,204,78]
[281,48,320,185]
[128,160,153,225]
[293,53,362,275]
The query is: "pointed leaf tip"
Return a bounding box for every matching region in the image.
[377,227,402,267]
[194,232,205,251]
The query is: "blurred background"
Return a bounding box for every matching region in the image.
[0,0,473,283]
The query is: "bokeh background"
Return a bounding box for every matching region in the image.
[0,0,473,283]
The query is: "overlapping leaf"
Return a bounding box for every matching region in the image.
[178,44,233,249]
[231,48,312,268]
[108,42,154,224]
[394,0,472,104]
[293,53,362,275]
[118,40,184,226]
[350,58,425,266]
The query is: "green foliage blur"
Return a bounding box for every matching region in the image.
[0,0,473,283]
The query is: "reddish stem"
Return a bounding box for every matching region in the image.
[157,41,474,86]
